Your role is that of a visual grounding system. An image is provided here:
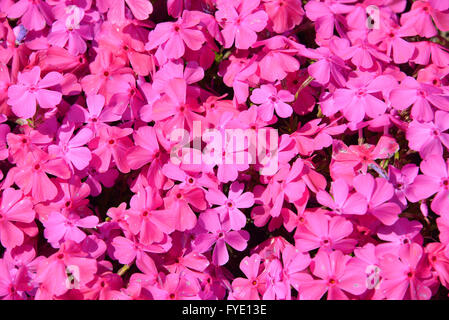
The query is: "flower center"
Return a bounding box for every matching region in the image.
[442,179,449,189]
[356,88,367,97]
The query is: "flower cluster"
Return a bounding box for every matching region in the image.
[0,0,449,300]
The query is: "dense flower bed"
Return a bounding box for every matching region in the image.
[0,0,449,300]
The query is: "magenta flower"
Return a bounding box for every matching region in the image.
[379,243,432,300]
[48,122,93,171]
[294,212,356,253]
[231,253,266,300]
[253,36,300,82]
[164,185,207,232]
[43,211,99,247]
[377,218,423,254]
[263,0,304,34]
[250,84,294,121]
[406,111,449,158]
[390,76,449,122]
[126,186,176,245]
[67,94,121,131]
[215,0,268,50]
[35,242,97,297]
[298,249,366,300]
[407,155,449,215]
[317,178,368,215]
[0,188,35,249]
[148,273,200,300]
[6,0,53,31]
[353,174,402,226]
[332,72,395,124]
[89,125,134,174]
[206,182,254,230]
[400,0,449,38]
[7,66,63,119]
[146,10,205,59]
[12,152,71,203]
[98,0,153,23]
[48,6,93,56]
[388,164,421,207]
[194,209,249,266]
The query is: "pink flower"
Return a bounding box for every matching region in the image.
[367,22,416,64]
[111,235,168,275]
[35,242,97,297]
[164,185,207,232]
[12,152,71,202]
[250,84,294,121]
[148,272,200,300]
[304,0,353,40]
[298,249,366,300]
[317,178,368,215]
[390,76,449,122]
[0,258,30,300]
[353,174,402,226]
[48,6,93,56]
[7,66,63,119]
[254,36,301,82]
[127,126,160,170]
[425,242,449,288]
[98,0,153,23]
[332,72,395,123]
[377,218,423,254]
[407,155,449,215]
[126,186,176,245]
[80,50,135,101]
[379,243,432,300]
[206,182,254,230]
[67,94,122,131]
[280,245,311,296]
[0,188,35,249]
[388,164,421,207]
[43,211,98,247]
[400,0,449,38]
[89,125,133,174]
[406,111,449,158]
[216,0,268,50]
[195,209,249,266]
[231,253,266,300]
[48,122,93,171]
[263,0,304,34]
[6,0,53,31]
[294,212,356,253]
[146,10,205,60]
